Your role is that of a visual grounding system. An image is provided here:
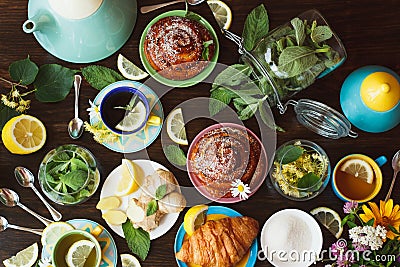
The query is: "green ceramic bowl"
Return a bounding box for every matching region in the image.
[139,10,219,88]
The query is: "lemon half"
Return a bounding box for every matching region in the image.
[183,205,209,236]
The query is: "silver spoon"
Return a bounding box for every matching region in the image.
[68,75,84,139]
[385,150,400,201]
[0,216,43,235]
[15,167,62,221]
[0,188,53,226]
[140,0,205,14]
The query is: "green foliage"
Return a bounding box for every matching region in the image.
[164,145,187,166]
[122,221,150,261]
[34,64,76,102]
[242,4,269,51]
[9,57,39,85]
[278,46,319,78]
[0,103,20,131]
[276,145,304,164]
[290,18,305,46]
[297,172,321,190]
[155,184,167,200]
[81,65,124,90]
[146,199,158,216]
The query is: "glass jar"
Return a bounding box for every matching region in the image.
[241,9,347,109]
[38,144,100,205]
[270,139,331,201]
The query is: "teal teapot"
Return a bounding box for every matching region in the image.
[23,0,137,63]
[340,65,400,133]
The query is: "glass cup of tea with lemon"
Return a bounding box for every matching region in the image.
[99,85,150,135]
[332,154,387,202]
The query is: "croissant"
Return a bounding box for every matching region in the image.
[176,216,259,267]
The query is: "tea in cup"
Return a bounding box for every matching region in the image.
[52,229,102,267]
[99,85,150,135]
[332,154,387,202]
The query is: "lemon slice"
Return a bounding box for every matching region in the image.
[166,108,188,145]
[147,114,162,126]
[116,159,140,196]
[41,221,75,247]
[1,114,46,154]
[3,243,38,267]
[340,158,374,184]
[310,207,343,238]
[121,254,141,267]
[117,54,149,81]
[183,205,209,236]
[65,240,96,267]
[115,101,147,132]
[207,0,232,30]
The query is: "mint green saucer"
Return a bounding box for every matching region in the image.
[139,10,219,87]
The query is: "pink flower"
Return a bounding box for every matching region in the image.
[343,201,358,214]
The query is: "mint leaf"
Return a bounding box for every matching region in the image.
[238,103,258,120]
[278,46,319,78]
[0,103,20,132]
[9,57,39,85]
[70,158,88,171]
[59,170,87,191]
[276,145,304,164]
[81,65,124,90]
[258,101,284,131]
[155,184,167,200]
[164,145,187,166]
[242,4,269,51]
[290,18,305,46]
[52,151,71,162]
[297,172,321,190]
[311,25,333,43]
[34,64,76,102]
[209,87,237,116]
[213,64,252,88]
[122,221,150,261]
[202,40,214,60]
[146,199,158,216]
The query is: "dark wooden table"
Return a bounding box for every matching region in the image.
[1,0,399,266]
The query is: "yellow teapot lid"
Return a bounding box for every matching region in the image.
[361,72,400,112]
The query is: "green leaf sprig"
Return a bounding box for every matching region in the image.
[122,221,150,261]
[146,184,168,216]
[164,145,187,166]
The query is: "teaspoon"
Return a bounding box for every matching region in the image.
[0,188,53,226]
[140,0,205,14]
[68,75,84,139]
[385,150,400,201]
[15,166,62,221]
[0,216,43,235]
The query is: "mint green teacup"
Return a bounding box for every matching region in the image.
[52,229,102,267]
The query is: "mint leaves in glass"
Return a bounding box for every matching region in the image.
[38,144,100,205]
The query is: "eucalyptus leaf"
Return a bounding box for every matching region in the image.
[276,145,304,164]
[297,172,321,191]
[34,64,76,102]
[146,199,158,216]
[164,145,187,166]
[291,18,306,46]
[242,4,269,51]
[81,65,124,90]
[8,57,39,85]
[0,103,19,132]
[311,25,333,43]
[278,46,319,78]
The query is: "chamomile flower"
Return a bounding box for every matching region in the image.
[38,257,53,267]
[87,100,100,119]
[230,179,251,200]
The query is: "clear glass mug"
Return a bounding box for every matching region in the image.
[241,9,347,109]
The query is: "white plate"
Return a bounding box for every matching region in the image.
[260,209,323,267]
[100,159,180,240]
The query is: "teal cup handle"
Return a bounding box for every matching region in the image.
[332,154,387,202]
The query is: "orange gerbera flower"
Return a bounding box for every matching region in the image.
[359,199,400,239]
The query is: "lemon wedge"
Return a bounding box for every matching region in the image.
[183,205,209,236]
[121,254,141,267]
[115,101,147,132]
[310,207,343,238]
[2,114,46,154]
[65,240,96,267]
[207,0,232,30]
[340,158,374,184]
[166,108,188,145]
[117,54,149,81]
[41,221,75,247]
[116,159,140,196]
[3,243,38,267]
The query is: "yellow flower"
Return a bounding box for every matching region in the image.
[359,199,400,239]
